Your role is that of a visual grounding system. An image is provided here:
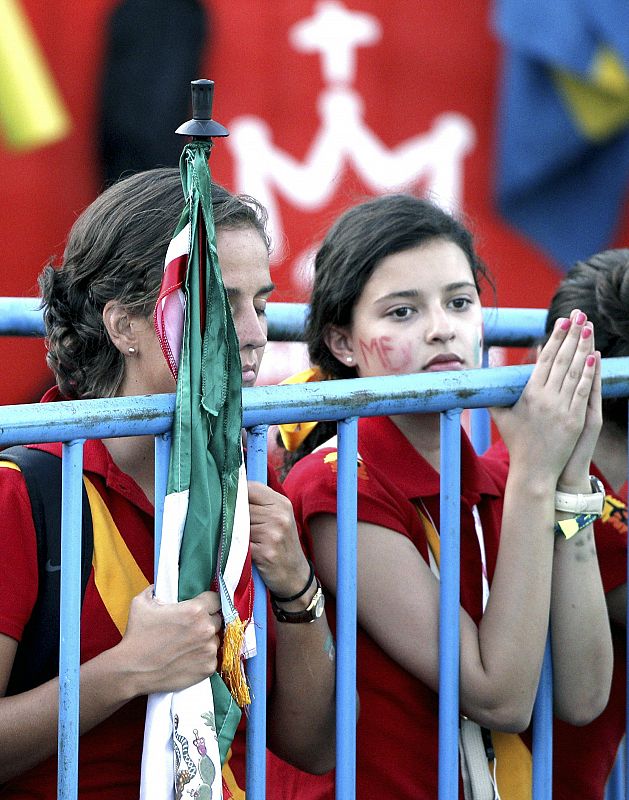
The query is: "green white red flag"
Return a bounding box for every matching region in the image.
[140,141,255,800]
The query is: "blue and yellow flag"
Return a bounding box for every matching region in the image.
[493,0,629,267]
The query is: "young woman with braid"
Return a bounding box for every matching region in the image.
[0,168,335,798]
[281,194,613,799]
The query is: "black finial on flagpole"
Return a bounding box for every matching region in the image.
[175,79,229,139]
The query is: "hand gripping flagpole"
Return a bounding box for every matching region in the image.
[141,79,255,800]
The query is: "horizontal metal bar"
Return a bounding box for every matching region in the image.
[242,357,629,426]
[0,297,44,336]
[1,357,629,444]
[0,298,546,346]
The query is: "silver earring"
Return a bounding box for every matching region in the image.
[128,347,136,354]
[346,356,353,363]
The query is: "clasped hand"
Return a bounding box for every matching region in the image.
[492,309,601,486]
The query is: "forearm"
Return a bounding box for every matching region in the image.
[550,525,613,724]
[267,614,336,774]
[467,468,556,727]
[0,644,135,782]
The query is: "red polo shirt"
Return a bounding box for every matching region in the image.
[0,437,154,799]
[284,415,508,800]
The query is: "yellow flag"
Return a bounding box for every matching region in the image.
[0,0,70,150]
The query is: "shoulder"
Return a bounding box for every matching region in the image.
[0,456,40,640]
[0,453,33,506]
[283,448,338,502]
[284,446,420,545]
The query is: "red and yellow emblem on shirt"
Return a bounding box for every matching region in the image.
[323,451,369,481]
[601,493,627,536]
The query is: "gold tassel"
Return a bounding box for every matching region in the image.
[221,616,251,707]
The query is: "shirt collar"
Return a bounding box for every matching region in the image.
[357,415,504,504]
[31,387,154,515]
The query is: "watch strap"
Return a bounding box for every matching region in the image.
[271,576,324,624]
[555,476,605,516]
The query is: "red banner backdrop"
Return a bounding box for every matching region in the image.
[2,0,628,404]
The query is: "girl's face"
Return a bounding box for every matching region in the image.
[330,239,483,378]
[127,225,272,397]
[217,226,273,387]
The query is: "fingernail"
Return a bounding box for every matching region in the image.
[586,354,596,366]
[560,318,571,330]
[575,311,586,325]
[581,326,592,339]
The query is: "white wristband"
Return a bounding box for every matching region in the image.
[555,476,605,516]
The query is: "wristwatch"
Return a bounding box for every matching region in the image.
[271,576,325,624]
[555,476,605,517]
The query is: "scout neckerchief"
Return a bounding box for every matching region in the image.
[416,501,532,800]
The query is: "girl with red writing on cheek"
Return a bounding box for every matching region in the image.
[280,194,612,800]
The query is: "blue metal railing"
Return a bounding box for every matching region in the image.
[0,297,548,345]
[0,302,626,800]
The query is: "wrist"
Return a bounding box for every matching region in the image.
[272,581,319,613]
[269,559,314,604]
[558,464,592,493]
[88,644,140,702]
[556,477,591,493]
[506,467,556,502]
[271,576,326,624]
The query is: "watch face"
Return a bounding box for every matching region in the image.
[313,592,325,619]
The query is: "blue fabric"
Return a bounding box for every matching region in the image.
[493,0,629,267]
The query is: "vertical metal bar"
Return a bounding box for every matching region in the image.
[606,740,624,800]
[246,426,268,800]
[153,432,172,579]
[57,439,85,800]
[439,409,462,800]
[532,639,553,799]
[471,348,491,455]
[336,417,358,800]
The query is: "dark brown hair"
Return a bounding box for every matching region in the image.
[544,248,629,429]
[39,167,269,399]
[280,193,491,469]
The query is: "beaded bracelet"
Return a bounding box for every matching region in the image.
[554,513,598,540]
[269,559,315,603]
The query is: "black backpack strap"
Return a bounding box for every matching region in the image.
[1,446,94,694]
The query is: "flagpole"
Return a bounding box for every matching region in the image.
[175,79,228,340]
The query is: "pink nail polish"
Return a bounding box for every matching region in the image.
[581,326,592,339]
[586,354,596,366]
[560,318,571,330]
[576,311,586,325]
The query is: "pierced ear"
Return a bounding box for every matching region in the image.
[103,300,137,355]
[324,325,355,366]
